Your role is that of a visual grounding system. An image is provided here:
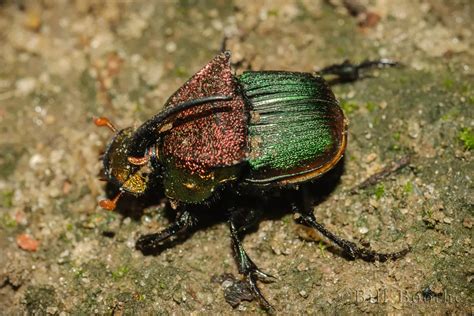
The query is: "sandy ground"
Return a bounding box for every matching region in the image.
[0,0,472,314]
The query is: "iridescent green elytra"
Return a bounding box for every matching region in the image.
[239,71,346,185]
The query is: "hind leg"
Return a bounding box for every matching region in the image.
[293,187,409,262]
[318,59,399,84]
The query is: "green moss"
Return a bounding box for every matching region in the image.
[467,95,474,106]
[318,241,327,255]
[403,181,413,194]
[440,108,460,121]
[1,213,17,228]
[340,100,359,115]
[0,144,24,179]
[0,190,13,208]
[458,127,474,150]
[443,77,454,90]
[268,8,279,16]
[79,69,97,102]
[365,101,377,112]
[174,66,188,78]
[374,184,385,199]
[73,266,85,280]
[112,265,130,280]
[25,286,59,315]
[392,131,401,141]
[281,214,292,224]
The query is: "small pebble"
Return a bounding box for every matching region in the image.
[16,233,39,252]
[359,227,369,234]
[15,77,37,96]
[299,290,308,298]
[365,153,377,163]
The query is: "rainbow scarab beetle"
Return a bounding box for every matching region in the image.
[95,52,408,310]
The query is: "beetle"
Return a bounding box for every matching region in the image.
[94,51,408,310]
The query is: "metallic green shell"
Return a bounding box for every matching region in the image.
[238,71,346,184]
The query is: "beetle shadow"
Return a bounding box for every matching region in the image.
[239,158,356,260]
[103,158,353,260]
[104,178,229,256]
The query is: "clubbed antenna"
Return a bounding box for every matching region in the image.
[94,117,118,132]
[98,191,123,211]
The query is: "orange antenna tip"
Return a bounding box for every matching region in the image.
[94,117,117,132]
[98,191,123,211]
[99,199,116,211]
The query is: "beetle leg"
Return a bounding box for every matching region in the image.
[317,59,399,84]
[294,208,410,262]
[228,214,275,311]
[135,210,196,252]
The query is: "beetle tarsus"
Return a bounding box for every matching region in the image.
[229,215,275,311]
[295,210,409,262]
[136,210,196,252]
[318,59,400,84]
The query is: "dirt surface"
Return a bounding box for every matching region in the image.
[0,0,473,314]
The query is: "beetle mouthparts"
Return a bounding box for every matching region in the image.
[94,117,118,133]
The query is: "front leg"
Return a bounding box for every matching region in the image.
[136,210,196,253]
[228,209,275,311]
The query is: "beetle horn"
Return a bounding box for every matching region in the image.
[130,95,232,150]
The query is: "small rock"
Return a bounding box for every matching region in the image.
[46,306,58,315]
[365,153,377,163]
[15,77,37,96]
[29,154,45,169]
[431,281,444,295]
[462,217,473,229]
[16,233,39,252]
[24,11,42,32]
[369,199,379,209]
[165,42,177,53]
[299,290,308,298]
[443,217,453,224]
[408,121,420,139]
[359,227,369,234]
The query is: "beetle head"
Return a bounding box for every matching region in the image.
[94,94,233,210]
[95,118,149,210]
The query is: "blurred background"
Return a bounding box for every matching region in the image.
[0,0,472,314]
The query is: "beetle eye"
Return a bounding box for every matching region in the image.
[101,127,140,187]
[99,125,151,198]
